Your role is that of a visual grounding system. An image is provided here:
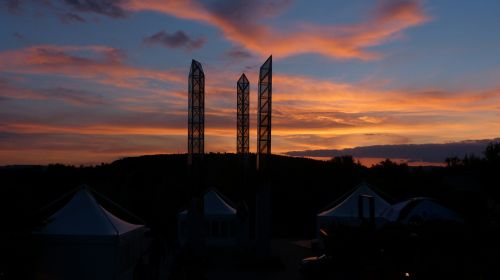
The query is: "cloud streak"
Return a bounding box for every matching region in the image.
[58,11,87,23]
[2,47,500,164]
[0,131,185,165]
[124,0,430,59]
[144,30,206,50]
[0,79,107,106]
[0,45,184,90]
[3,0,430,59]
[225,47,254,59]
[285,138,498,164]
[5,0,22,14]
[62,0,128,18]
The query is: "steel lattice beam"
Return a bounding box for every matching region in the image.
[257,56,272,171]
[237,73,250,156]
[188,59,205,165]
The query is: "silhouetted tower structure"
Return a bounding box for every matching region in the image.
[188,59,205,166]
[257,56,272,171]
[237,73,250,156]
[256,55,272,258]
[187,59,205,255]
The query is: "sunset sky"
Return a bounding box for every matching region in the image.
[1,0,499,165]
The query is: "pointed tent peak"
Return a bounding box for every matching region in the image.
[36,185,143,236]
[357,181,376,191]
[317,182,391,218]
[74,184,93,198]
[351,182,390,202]
[177,187,237,216]
[355,182,394,203]
[204,187,237,215]
[355,183,385,197]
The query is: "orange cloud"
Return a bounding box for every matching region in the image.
[0,79,107,106]
[3,57,499,141]
[0,45,184,90]
[2,43,500,164]
[271,74,500,113]
[125,0,430,59]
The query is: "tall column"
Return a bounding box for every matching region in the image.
[188,59,205,166]
[256,55,272,258]
[237,73,250,156]
[187,59,205,255]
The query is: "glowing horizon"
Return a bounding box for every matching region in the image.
[1,0,499,165]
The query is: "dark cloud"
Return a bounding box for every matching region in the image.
[285,139,500,163]
[226,47,253,59]
[12,32,24,40]
[202,0,292,28]
[0,132,184,156]
[143,30,206,51]
[63,0,128,18]
[42,87,107,106]
[0,79,107,106]
[32,45,125,67]
[58,12,86,23]
[5,0,22,14]
[4,0,117,22]
[282,133,410,149]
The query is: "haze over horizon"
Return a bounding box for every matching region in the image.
[1,0,499,165]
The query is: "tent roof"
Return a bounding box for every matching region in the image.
[179,188,236,216]
[318,182,391,218]
[204,189,236,215]
[381,197,463,223]
[36,186,143,236]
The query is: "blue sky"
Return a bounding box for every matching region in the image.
[0,0,499,165]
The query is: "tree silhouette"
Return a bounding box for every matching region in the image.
[484,142,500,164]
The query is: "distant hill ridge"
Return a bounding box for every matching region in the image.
[286,138,500,163]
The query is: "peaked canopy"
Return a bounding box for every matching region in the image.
[36,186,143,236]
[204,190,236,215]
[179,189,236,216]
[318,182,391,218]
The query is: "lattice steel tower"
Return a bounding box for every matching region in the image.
[257,56,272,170]
[255,55,272,258]
[188,59,205,165]
[186,60,205,254]
[237,73,250,156]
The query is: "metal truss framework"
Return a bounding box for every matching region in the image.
[237,73,250,156]
[257,56,272,171]
[188,59,205,165]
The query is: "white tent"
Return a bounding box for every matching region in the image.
[34,186,146,280]
[317,183,391,233]
[178,189,246,247]
[381,197,464,225]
